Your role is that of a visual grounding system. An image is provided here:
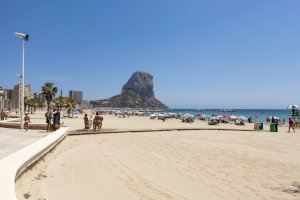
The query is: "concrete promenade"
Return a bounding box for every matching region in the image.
[0,127,69,200]
[0,127,48,159]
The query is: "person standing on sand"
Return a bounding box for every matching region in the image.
[56,109,61,125]
[24,114,31,131]
[288,117,296,132]
[93,112,101,131]
[84,114,90,130]
[53,109,60,131]
[99,114,103,129]
[4,111,7,120]
[0,110,4,121]
[92,117,96,130]
[45,110,53,132]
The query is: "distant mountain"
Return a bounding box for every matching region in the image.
[90,71,168,110]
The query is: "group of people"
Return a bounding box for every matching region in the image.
[45,109,61,132]
[266,116,297,133]
[0,110,8,121]
[84,112,103,131]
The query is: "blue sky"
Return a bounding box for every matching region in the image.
[0,0,300,109]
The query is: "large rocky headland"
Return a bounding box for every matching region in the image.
[90,71,168,110]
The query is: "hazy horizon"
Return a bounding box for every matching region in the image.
[1,0,300,109]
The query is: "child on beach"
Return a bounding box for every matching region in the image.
[24,114,31,131]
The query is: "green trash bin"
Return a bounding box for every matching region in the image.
[259,123,264,131]
[270,123,278,132]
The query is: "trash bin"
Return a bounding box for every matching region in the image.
[259,123,264,131]
[270,123,278,132]
[254,123,259,131]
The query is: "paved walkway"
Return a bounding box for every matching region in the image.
[0,128,48,159]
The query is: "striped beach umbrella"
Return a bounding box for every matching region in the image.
[287,105,299,110]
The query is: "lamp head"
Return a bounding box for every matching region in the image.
[14,32,29,41]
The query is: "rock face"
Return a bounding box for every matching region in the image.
[122,72,155,98]
[91,71,168,110]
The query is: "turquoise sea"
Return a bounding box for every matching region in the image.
[168,109,295,122]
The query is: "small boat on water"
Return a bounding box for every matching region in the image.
[220,109,234,112]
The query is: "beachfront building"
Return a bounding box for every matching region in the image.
[69,90,83,103]
[0,87,13,111]
[34,92,46,108]
[0,87,5,111]
[12,83,34,110]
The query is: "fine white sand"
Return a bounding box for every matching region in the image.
[16,125,300,200]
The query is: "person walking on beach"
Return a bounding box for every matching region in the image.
[24,114,31,132]
[84,114,90,130]
[45,110,53,132]
[288,117,296,133]
[93,112,102,131]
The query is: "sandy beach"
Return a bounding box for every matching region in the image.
[27,111,278,132]
[2,1,300,199]
[16,113,300,200]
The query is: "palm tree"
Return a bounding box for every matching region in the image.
[32,101,38,113]
[24,97,29,112]
[36,98,45,111]
[55,96,66,111]
[65,98,76,115]
[24,98,38,114]
[42,82,58,110]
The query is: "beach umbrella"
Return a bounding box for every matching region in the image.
[150,114,157,119]
[205,114,212,119]
[216,115,223,119]
[189,114,195,118]
[223,115,230,119]
[197,113,206,118]
[157,114,165,119]
[287,105,299,110]
[238,116,248,121]
[268,116,279,120]
[229,115,238,120]
[182,113,190,119]
[198,115,206,120]
[197,113,205,117]
[211,116,218,120]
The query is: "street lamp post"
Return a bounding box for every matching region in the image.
[16,74,22,118]
[14,32,29,130]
